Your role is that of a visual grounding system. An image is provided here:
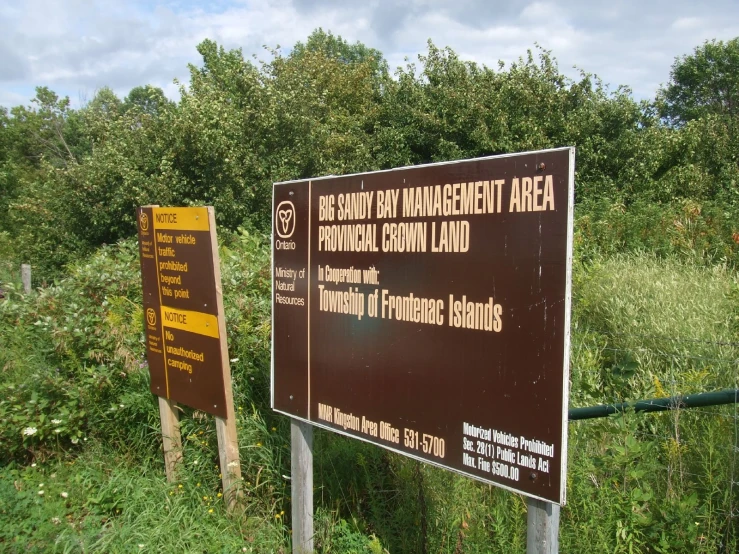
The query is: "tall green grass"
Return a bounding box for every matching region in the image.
[566,253,738,553]
[573,253,738,400]
[0,447,286,553]
[1,236,737,552]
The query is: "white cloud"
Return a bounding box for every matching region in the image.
[0,90,28,110]
[1,0,738,108]
[671,17,705,31]
[520,2,560,21]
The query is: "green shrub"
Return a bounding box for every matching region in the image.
[0,239,155,463]
[575,198,739,267]
[2,225,738,552]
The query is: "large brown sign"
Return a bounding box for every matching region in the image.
[272,148,574,504]
[137,206,228,418]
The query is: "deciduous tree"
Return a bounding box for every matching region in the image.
[658,37,739,124]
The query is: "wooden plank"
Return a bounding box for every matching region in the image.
[216,413,241,510]
[158,396,182,482]
[526,497,560,554]
[208,207,243,510]
[21,264,31,293]
[291,418,313,554]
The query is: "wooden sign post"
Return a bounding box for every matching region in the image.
[21,264,31,293]
[157,396,182,482]
[137,205,241,508]
[291,419,314,554]
[527,497,560,553]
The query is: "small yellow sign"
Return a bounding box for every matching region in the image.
[160,306,219,338]
[152,207,210,231]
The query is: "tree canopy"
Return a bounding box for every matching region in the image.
[1,31,738,278]
[659,37,739,124]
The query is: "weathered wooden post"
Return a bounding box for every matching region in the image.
[21,264,31,293]
[158,396,183,481]
[527,498,560,554]
[291,419,314,554]
[209,207,243,509]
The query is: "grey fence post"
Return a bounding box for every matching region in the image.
[21,264,31,293]
[291,419,314,554]
[527,497,560,554]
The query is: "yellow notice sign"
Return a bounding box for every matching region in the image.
[160,306,219,338]
[152,207,210,231]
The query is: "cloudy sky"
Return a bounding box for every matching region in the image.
[2,0,738,109]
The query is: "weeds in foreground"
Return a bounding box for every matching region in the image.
[1,237,737,552]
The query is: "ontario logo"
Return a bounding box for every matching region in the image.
[139,210,149,232]
[275,200,297,250]
[146,307,157,326]
[275,201,296,238]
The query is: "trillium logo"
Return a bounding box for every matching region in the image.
[275,201,296,239]
[139,211,149,232]
[146,308,157,326]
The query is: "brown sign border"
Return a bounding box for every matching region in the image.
[271,147,574,504]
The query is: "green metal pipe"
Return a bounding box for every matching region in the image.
[568,389,739,421]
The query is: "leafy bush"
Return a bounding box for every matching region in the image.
[576,198,739,267]
[4,32,739,281]
[0,240,153,463]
